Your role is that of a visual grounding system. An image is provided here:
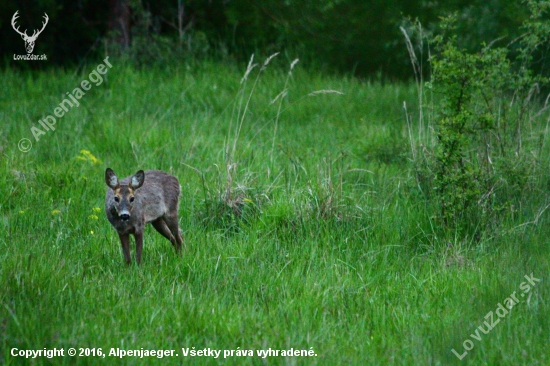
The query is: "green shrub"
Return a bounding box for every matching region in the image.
[406,0,550,240]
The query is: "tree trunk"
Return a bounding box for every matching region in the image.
[108,0,131,49]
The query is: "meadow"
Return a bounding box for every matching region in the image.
[0,55,548,365]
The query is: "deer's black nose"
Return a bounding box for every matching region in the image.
[120,214,130,221]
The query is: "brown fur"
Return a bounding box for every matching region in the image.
[105,168,184,264]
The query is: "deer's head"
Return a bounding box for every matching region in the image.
[12,11,49,54]
[105,168,145,221]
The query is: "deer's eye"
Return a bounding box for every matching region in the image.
[114,196,120,202]
[130,197,134,203]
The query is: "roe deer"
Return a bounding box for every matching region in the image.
[105,168,184,264]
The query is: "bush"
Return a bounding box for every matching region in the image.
[405,0,550,240]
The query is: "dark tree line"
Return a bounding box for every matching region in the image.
[1,0,531,78]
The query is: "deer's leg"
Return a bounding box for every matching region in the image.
[134,230,144,265]
[118,233,131,265]
[164,215,184,254]
[151,218,177,245]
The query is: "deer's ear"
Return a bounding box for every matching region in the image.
[130,170,145,190]
[105,168,119,189]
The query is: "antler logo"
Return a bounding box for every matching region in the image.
[11,11,49,54]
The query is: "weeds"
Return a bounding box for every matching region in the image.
[193,53,348,232]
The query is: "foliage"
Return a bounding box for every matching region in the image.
[407,0,550,238]
[0,0,532,78]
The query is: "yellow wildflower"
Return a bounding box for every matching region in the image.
[77,150,102,165]
[89,214,99,220]
[92,207,102,213]
[52,209,61,215]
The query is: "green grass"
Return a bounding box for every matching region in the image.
[0,57,548,365]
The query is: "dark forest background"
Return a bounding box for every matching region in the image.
[0,0,532,78]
